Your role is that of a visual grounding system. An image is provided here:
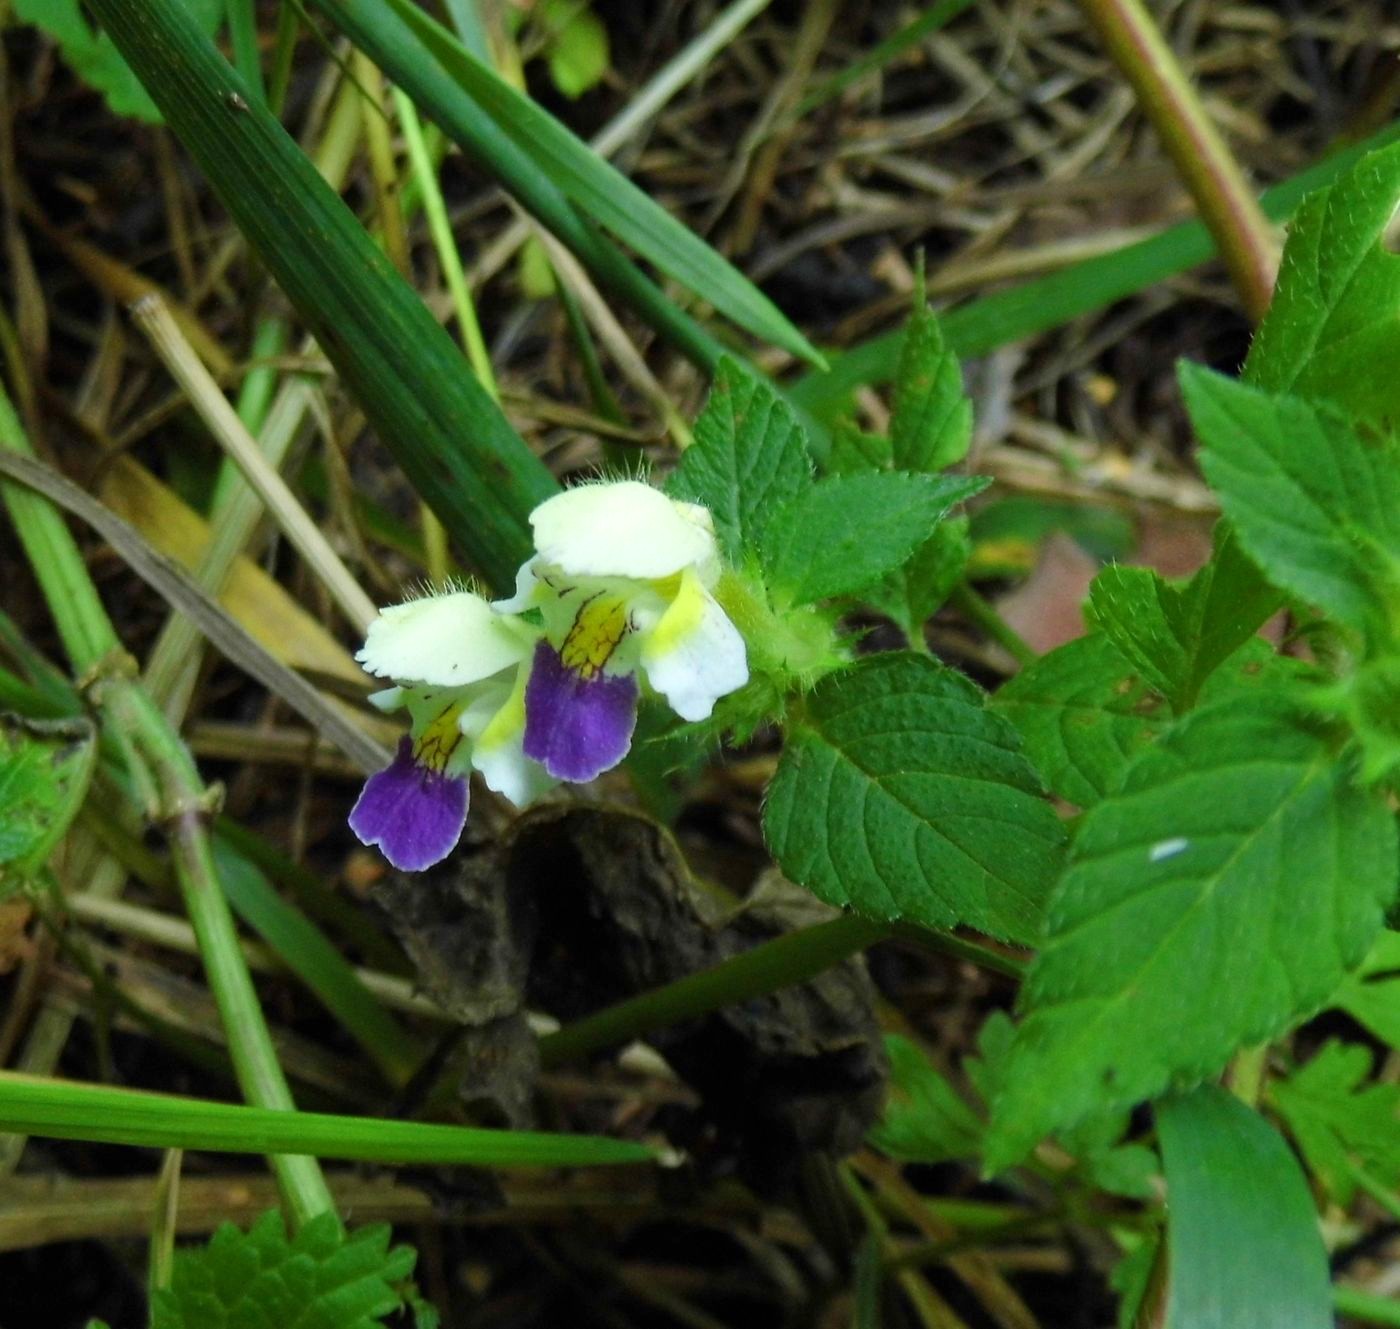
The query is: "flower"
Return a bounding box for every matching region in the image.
[348,590,550,871]
[498,479,749,782]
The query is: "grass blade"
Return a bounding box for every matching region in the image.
[375,0,825,368]
[0,1072,654,1167]
[87,0,558,591]
[314,0,726,376]
[1157,1085,1331,1329]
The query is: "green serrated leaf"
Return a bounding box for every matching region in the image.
[764,653,1066,943]
[1330,928,1400,1050]
[826,421,892,475]
[992,632,1170,809]
[13,0,223,122]
[866,514,970,640]
[0,713,95,895]
[1271,1040,1400,1205]
[1183,363,1400,645]
[541,0,609,99]
[985,696,1396,1168]
[763,472,987,606]
[667,357,812,563]
[1157,1086,1332,1329]
[891,302,971,472]
[1245,140,1400,424]
[868,1034,983,1164]
[152,1211,420,1329]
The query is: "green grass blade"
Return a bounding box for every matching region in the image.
[315,0,727,375]
[211,841,423,1087]
[375,0,825,368]
[1157,1085,1331,1329]
[0,1072,654,1167]
[790,119,1400,419]
[89,0,558,591]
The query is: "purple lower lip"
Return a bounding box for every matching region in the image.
[349,737,469,871]
[523,641,638,782]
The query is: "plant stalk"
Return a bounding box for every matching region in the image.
[1078,0,1277,321]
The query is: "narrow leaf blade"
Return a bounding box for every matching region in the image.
[1157,1086,1331,1329]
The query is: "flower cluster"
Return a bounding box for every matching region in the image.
[349,480,749,870]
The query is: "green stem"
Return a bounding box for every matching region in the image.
[1335,1287,1400,1328]
[539,915,886,1067]
[0,379,335,1227]
[1078,0,1277,321]
[949,581,1037,669]
[539,915,1023,1068]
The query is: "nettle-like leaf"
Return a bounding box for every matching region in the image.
[0,714,96,897]
[762,472,986,607]
[1085,529,1285,713]
[871,1019,1156,1197]
[984,695,1396,1169]
[1183,363,1400,644]
[1245,140,1400,424]
[826,421,892,475]
[667,356,812,563]
[890,297,972,473]
[763,652,1066,943]
[992,633,1171,809]
[1271,1040,1400,1205]
[1330,927,1400,1048]
[152,1211,424,1329]
[995,634,1311,811]
[865,514,971,641]
[868,1034,983,1164]
[13,0,223,122]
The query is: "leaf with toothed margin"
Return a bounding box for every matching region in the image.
[666,356,812,564]
[1244,139,1400,425]
[763,652,1066,944]
[983,695,1396,1170]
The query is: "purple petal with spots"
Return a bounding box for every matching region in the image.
[349,737,468,871]
[523,641,638,782]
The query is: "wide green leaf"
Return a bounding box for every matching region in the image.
[763,472,987,606]
[1156,1086,1331,1329]
[992,633,1169,808]
[1271,1040,1400,1205]
[152,1211,418,1329]
[378,0,823,367]
[985,696,1396,1167]
[1245,140,1400,423]
[1183,364,1400,644]
[0,1072,653,1167]
[666,357,812,564]
[763,652,1066,943]
[88,0,557,591]
[0,713,95,895]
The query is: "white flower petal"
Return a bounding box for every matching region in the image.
[492,557,544,614]
[529,480,716,580]
[357,590,533,687]
[640,571,748,721]
[367,686,405,713]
